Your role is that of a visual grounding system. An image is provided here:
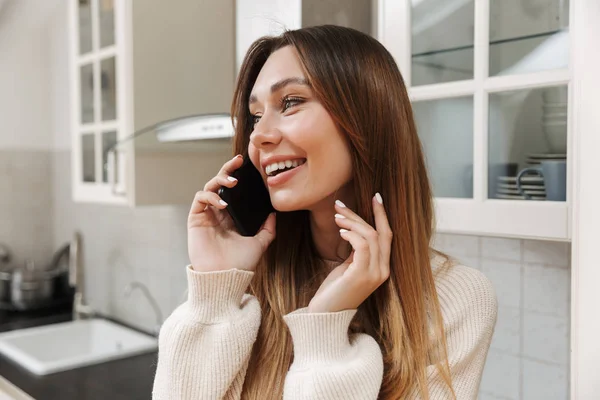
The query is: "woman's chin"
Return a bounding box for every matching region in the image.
[270,194,307,212]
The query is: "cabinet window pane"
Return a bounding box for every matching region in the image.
[488,85,567,201]
[302,0,374,37]
[78,0,93,55]
[413,97,474,199]
[101,57,117,121]
[80,63,94,124]
[81,133,96,183]
[102,131,118,183]
[411,0,475,86]
[490,0,569,76]
[99,0,115,48]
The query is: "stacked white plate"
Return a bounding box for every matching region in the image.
[526,153,566,165]
[496,175,546,200]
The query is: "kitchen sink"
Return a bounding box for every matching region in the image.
[0,318,157,375]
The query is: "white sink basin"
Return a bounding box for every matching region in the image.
[0,319,158,375]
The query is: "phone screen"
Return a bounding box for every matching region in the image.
[218,158,274,236]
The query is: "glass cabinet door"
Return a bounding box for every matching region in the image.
[75,0,119,189]
[413,97,474,198]
[411,0,475,86]
[487,1,569,202]
[99,0,115,48]
[408,0,569,203]
[488,84,567,201]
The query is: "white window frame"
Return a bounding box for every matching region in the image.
[69,0,128,204]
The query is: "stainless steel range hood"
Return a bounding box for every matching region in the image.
[154,113,234,142]
[122,113,235,143]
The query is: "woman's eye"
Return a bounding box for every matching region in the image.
[251,115,261,126]
[282,97,302,112]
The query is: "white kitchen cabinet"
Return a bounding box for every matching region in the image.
[68,0,235,206]
[379,0,575,241]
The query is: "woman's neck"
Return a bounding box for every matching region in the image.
[309,185,355,263]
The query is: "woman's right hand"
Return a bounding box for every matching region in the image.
[187,154,276,273]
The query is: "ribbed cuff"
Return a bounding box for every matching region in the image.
[283,307,358,368]
[185,265,254,323]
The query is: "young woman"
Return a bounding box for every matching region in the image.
[152,25,497,399]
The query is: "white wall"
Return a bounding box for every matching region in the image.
[48,1,71,151]
[0,0,63,150]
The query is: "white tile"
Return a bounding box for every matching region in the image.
[524,239,570,268]
[434,233,480,258]
[490,306,521,355]
[479,349,520,399]
[522,359,568,400]
[523,312,569,365]
[431,232,445,249]
[481,260,521,308]
[479,391,515,400]
[482,237,522,262]
[453,255,480,270]
[523,265,570,317]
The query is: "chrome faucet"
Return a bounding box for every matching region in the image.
[69,232,94,320]
[123,281,163,336]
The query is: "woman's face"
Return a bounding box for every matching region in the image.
[248,46,353,212]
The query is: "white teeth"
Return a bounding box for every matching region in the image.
[265,159,306,176]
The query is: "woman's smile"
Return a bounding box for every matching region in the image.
[266,159,307,187]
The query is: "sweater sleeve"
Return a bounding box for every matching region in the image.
[152,265,260,400]
[282,307,384,400]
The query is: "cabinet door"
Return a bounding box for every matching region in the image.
[381,0,571,240]
[236,0,379,72]
[70,0,126,204]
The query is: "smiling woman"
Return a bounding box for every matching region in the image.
[152,25,497,400]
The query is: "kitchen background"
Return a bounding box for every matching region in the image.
[0,0,578,399]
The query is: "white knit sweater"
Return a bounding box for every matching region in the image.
[152,257,498,399]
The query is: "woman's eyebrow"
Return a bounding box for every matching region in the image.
[249,77,310,105]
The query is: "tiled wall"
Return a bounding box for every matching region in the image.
[51,151,190,333]
[0,150,55,268]
[432,233,571,400]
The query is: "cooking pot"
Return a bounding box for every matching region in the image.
[11,260,58,310]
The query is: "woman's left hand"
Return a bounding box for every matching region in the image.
[307,193,393,314]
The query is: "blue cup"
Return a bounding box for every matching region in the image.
[516,160,566,201]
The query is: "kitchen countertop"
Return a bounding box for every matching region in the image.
[0,308,157,400]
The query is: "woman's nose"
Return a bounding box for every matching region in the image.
[249,114,282,148]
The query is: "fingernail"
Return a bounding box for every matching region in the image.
[233,154,242,160]
[335,200,346,208]
[219,199,228,206]
[227,176,237,182]
[334,213,345,219]
[375,192,383,204]
[339,229,349,233]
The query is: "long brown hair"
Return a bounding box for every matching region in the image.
[231,25,456,399]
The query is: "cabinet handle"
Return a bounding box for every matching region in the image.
[107,148,126,197]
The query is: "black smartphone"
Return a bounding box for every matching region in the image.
[218,157,274,237]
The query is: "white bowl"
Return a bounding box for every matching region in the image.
[542,103,568,110]
[542,112,569,118]
[542,116,568,124]
[542,120,568,127]
[542,87,568,103]
[543,124,568,153]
